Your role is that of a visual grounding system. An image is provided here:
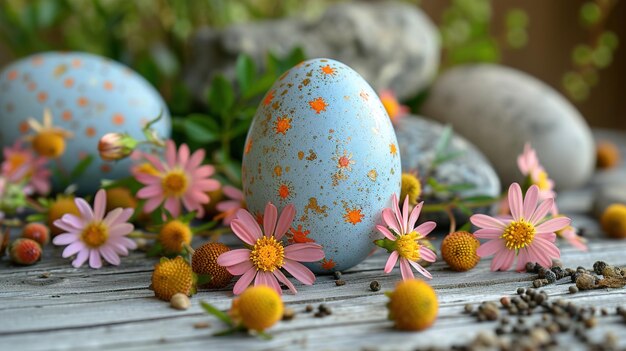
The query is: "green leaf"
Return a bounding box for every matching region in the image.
[200,301,233,325]
[462,195,498,204]
[434,125,454,157]
[458,222,472,232]
[183,114,219,143]
[208,75,235,117]
[373,237,397,253]
[26,213,46,223]
[192,220,218,234]
[257,331,273,340]
[433,151,465,166]
[235,54,255,95]
[456,202,473,217]
[445,183,476,192]
[70,155,94,180]
[196,274,213,286]
[147,243,164,258]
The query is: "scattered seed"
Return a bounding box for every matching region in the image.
[369,280,380,292]
[333,271,342,280]
[584,317,597,329]
[517,287,525,295]
[305,305,314,313]
[193,322,211,329]
[282,307,296,321]
[464,304,474,314]
[593,261,608,275]
[335,279,346,286]
[569,286,579,294]
[576,273,596,290]
[500,296,510,307]
[170,293,190,310]
[39,272,50,279]
[525,262,535,273]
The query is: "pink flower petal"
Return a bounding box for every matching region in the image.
[415,221,436,237]
[526,242,552,269]
[382,208,401,234]
[234,209,263,240]
[178,143,190,166]
[187,149,206,171]
[53,233,78,245]
[72,249,90,268]
[282,259,316,285]
[223,185,244,200]
[137,185,163,199]
[263,202,277,237]
[100,246,120,266]
[491,249,515,271]
[62,241,85,258]
[407,201,423,232]
[165,140,176,167]
[391,194,405,234]
[508,183,524,221]
[401,195,410,233]
[164,197,181,218]
[143,196,164,213]
[532,238,561,259]
[384,251,399,273]
[255,271,282,295]
[473,228,502,239]
[274,204,295,240]
[273,269,297,294]
[89,250,102,269]
[226,259,254,275]
[419,247,436,262]
[53,219,80,234]
[233,267,257,295]
[399,258,414,280]
[470,214,507,230]
[103,208,123,227]
[284,243,325,262]
[376,225,396,241]
[476,239,505,258]
[59,214,84,229]
[231,219,259,246]
[93,189,106,221]
[75,198,94,221]
[217,249,251,267]
[529,198,554,225]
[109,223,134,237]
[522,185,539,220]
[408,259,432,279]
[535,217,571,233]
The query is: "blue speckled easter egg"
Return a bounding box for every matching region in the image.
[0,52,171,193]
[242,58,401,273]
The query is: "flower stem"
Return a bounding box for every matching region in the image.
[128,231,157,240]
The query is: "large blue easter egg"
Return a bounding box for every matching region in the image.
[0,52,171,193]
[242,58,401,273]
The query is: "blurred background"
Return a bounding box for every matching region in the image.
[0,0,623,130]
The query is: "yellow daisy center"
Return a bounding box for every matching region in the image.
[32,131,66,158]
[162,170,188,197]
[501,220,536,250]
[396,231,421,261]
[250,236,284,272]
[81,222,108,248]
[534,170,551,190]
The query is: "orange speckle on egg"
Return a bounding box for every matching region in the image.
[71,59,82,68]
[321,258,336,270]
[309,97,328,114]
[274,115,291,135]
[344,208,364,225]
[64,78,74,88]
[298,151,304,160]
[263,90,275,106]
[27,82,37,91]
[274,166,282,177]
[86,127,96,138]
[389,143,398,156]
[112,114,125,125]
[31,56,43,66]
[244,139,253,155]
[103,81,113,91]
[37,92,48,103]
[62,111,72,121]
[100,164,112,173]
[77,97,89,107]
[321,65,335,75]
[7,70,18,81]
[19,121,29,134]
[360,91,369,101]
[278,184,290,199]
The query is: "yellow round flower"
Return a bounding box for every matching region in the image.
[441,231,480,271]
[596,141,620,169]
[401,173,421,205]
[230,285,283,332]
[192,242,233,289]
[105,187,137,212]
[387,279,438,331]
[32,131,66,158]
[159,220,192,253]
[600,204,626,239]
[152,256,194,301]
[48,196,80,237]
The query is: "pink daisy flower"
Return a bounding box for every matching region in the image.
[134,140,220,218]
[517,143,557,215]
[217,202,325,295]
[215,185,245,226]
[2,141,51,195]
[471,183,571,271]
[379,90,409,124]
[376,194,437,280]
[557,225,588,252]
[52,189,137,269]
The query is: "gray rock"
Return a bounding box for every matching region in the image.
[422,64,595,190]
[186,1,439,100]
[395,116,501,223]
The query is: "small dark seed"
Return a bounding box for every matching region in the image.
[593,261,607,275]
[333,271,342,280]
[534,294,546,304]
[525,262,535,273]
[305,305,314,313]
[533,279,544,288]
[282,308,296,321]
[517,287,526,295]
[335,279,345,286]
[314,312,324,318]
[369,280,380,292]
[584,317,597,329]
[500,297,510,307]
[464,304,474,314]
[495,327,506,335]
[571,272,580,283]
[526,288,536,297]
[500,317,510,325]
[544,270,557,284]
[601,308,608,316]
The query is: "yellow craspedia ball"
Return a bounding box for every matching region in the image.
[441,231,480,271]
[152,256,194,301]
[32,131,66,158]
[600,204,626,239]
[159,220,192,253]
[401,173,422,205]
[387,279,438,331]
[596,141,620,169]
[47,196,80,237]
[192,242,233,289]
[230,286,283,332]
[105,187,137,212]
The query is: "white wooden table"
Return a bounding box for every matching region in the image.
[1,130,625,351]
